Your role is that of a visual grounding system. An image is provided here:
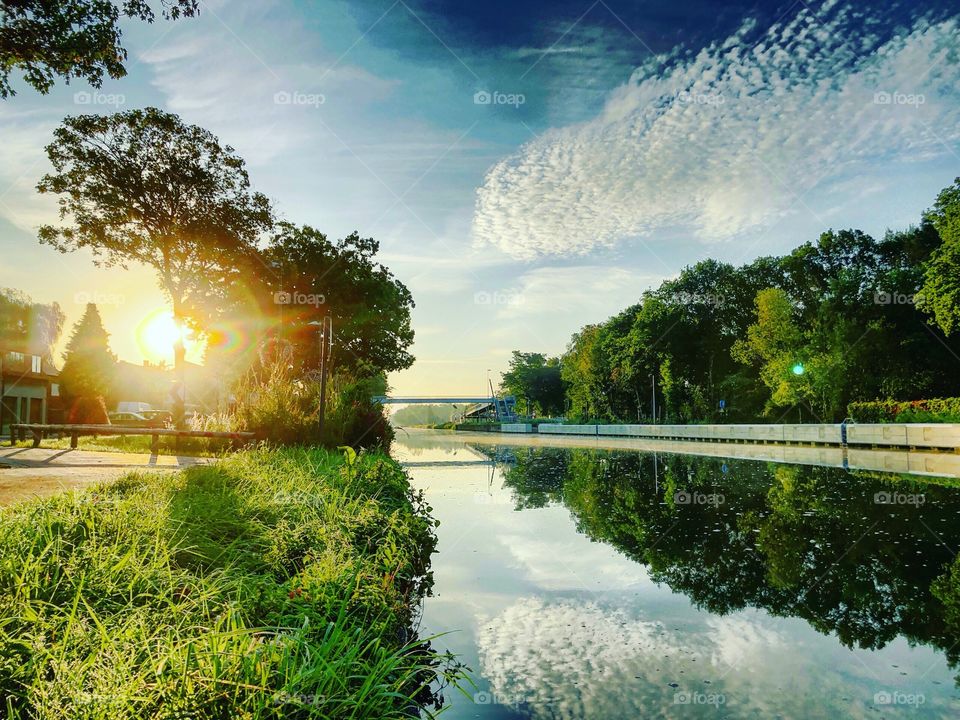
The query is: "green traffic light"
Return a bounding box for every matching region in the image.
[792,363,805,375]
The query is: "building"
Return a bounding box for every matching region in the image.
[0,349,62,436]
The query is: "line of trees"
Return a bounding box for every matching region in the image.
[506,179,960,424]
[3,5,414,446]
[31,107,415,444]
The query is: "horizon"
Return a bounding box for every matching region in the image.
[2,0,959,396]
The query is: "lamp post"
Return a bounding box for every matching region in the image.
[650,373,657,425]
[309,317,333,440]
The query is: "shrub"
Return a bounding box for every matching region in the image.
[847,397,960,423]
[231,358,393,450]
[67,395,109,424]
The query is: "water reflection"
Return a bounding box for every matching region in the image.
[395,431,960,718]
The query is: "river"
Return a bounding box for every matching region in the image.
[393,429,960,719]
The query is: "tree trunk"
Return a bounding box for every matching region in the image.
[172,299,186,429]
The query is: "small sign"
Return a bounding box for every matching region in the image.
[719,399,726,409]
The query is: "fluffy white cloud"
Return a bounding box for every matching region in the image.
[472,5,960,259]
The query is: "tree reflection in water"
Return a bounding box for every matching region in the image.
[476,445,960,673]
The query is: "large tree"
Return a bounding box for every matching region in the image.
[37,108,273,423]
[1,0,198,97]
[59,303,116,404]
[258,223,415,376]
[500,351,565,417]
[0,287,64,363]
[920,178,960,335]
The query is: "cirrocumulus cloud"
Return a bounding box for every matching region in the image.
[472,2,960,258]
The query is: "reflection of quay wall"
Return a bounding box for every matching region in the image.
[440,430,960,479]
[531,423,960,450]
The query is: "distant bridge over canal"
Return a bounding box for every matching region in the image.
[373,395,519,420]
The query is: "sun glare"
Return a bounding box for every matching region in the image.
[135,309,187,363]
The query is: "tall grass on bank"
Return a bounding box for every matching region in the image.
[0,448,458,719]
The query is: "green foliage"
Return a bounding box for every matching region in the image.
[231,356,393,451]
[0,447,457,718]
[499,351,565,416]
[259,223,416,376]
[848,398,960,423]
[66,396,109,424]
[389,404,458,426]
[0,287,64,365]
[0,1,198,97]
[37,108,273,330]
[920,178,960,335]
[58,303,117,403]
[552,181,960,424]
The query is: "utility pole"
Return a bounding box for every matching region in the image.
[651,374,657,424]
[311,317,333,439]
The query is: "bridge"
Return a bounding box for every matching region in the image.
[372,395,519,420]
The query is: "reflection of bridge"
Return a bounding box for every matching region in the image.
[372,395,519,421]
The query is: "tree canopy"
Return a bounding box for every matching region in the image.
[0,0,198,97]
[516,179,960,424]
[0,287,64,365]
[500,352,565,416]
[59,303,117,403]
[258,223,416,376]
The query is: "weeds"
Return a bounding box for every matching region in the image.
[0,448,458,718]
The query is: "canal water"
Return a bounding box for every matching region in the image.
[393,429,960,719]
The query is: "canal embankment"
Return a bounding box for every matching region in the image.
[495,422,960,450]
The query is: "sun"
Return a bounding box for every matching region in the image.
[135,309,188,363]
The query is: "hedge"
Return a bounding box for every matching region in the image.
[847,398,960,423]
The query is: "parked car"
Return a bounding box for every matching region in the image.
[140,410,173,428]
[107,411,168,428]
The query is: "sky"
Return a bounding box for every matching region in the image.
[1,0,959,396]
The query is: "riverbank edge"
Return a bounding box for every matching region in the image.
[469,422,960,451]
[0,447,456,718]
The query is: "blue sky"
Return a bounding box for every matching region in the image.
[1,0,959,395]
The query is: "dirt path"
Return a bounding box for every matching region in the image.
[0,447,211,506]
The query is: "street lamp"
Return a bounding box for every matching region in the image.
[308,316,333,440]
[650,373,657,425]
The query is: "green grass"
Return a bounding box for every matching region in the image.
[0,447,461,718]
[11,434,229,457]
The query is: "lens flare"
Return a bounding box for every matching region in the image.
[135,309,189,363]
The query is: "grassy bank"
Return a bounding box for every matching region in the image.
[0,447,457,719]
